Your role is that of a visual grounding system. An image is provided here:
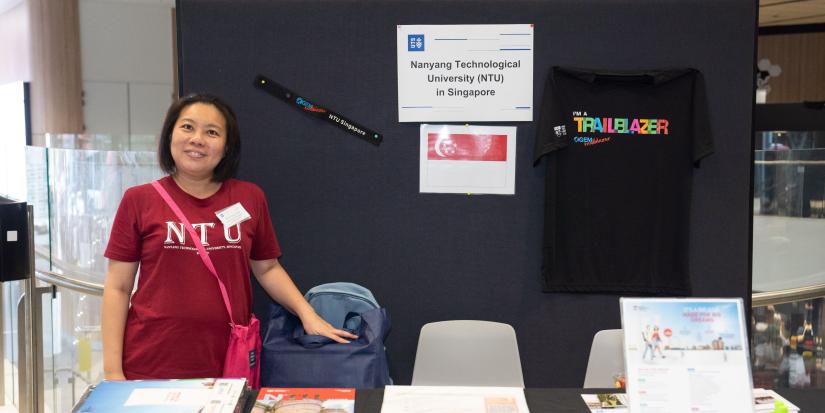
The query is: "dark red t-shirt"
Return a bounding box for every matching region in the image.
[104,176,281,379]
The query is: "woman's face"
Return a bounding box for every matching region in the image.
[170,103,227,181]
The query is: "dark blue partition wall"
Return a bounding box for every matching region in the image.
[177,0,757,386]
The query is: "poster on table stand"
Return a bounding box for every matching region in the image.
[620,298,755,413]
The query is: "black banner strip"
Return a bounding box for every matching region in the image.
[254,75,383,146]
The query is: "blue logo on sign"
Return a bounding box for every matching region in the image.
[408,34,424,51]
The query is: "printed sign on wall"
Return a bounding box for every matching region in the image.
[398,24,534,122]
[419,124,517,195]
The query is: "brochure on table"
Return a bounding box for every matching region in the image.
[620,298,754,413]
[580,389,799,413]
[581,393,629,412]
[380,385,529,413]
[752,388,800,412]
[71,378,248,413]
[252,388,355,413]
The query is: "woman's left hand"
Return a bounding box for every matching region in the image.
[248,258,359,344]
[301,312,359,344]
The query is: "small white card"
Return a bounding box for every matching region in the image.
[215,202,251,227]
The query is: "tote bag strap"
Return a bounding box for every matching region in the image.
[151,180,237,325]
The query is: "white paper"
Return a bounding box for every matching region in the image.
[752,388,800,412]
[122,379,245,412]
[380,386,529,413]
[123,388,213,406]
[215,202,251,228]
[620,298,755,413]
[419,124,517,195]
[398,24,533,122]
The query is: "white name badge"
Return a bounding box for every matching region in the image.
[215,202,251,227]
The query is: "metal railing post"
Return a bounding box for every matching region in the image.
[0,280,5,404]
[17,205,47,413]
[21,204,41,413]
[17,294,27,413]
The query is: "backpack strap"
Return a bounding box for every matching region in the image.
[151,180,237,325]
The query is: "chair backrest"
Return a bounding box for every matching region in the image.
[304,282,380,330]
[412,320,524,387]
[583,329,625,388]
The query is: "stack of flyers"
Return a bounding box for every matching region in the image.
[252,388,355,413]
[753,388,800,412]
[582,389,801,413]
[581,393,629,412]
[72,378,249,413]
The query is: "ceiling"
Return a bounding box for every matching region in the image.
[1,0,823,28]
[760,0,825,26]
[0,0,174,15]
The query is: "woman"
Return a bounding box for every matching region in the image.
[651,326,665,359]
[101,94,355,380]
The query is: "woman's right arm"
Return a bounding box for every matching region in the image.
[101,259,138,380]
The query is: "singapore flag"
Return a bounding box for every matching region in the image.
[419,124,517,195]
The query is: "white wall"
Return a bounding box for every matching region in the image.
[753,215,825,291]
[0,2,29,201]
[79,0,174,135]
[0,81,28,200]
[0,1,30,84]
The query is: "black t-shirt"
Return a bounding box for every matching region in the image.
[533,67,713,294]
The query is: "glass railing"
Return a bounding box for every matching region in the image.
[2,277,25,409]
[20,146,160,412]
[43,148,161,283]
[751,297,825,390]
[36,133,157,152]
[753,148,825,292]
[752,141,825,390]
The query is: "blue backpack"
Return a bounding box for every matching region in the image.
[304,282,380,332]
[260,282,392,388]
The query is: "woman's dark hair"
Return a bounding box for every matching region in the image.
[157,93,241,182]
